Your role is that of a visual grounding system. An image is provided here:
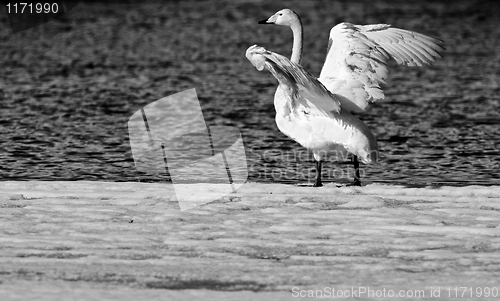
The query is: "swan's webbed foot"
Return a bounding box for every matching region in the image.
[313,181,323,187]
[346,178,361,187]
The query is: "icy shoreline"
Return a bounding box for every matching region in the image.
[1,181,499,300]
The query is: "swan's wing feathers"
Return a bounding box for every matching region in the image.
[246,45,341,115]
[359,25,445,67]
[319,23,390,112]
[319,22,445,112]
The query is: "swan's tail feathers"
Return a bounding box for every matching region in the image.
[357,145,379,164]
[351,124,379,165]
[246,44,341,114]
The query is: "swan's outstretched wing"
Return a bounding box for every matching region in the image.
[318,23,445,112]
[246,45,341,116]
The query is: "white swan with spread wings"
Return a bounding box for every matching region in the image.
[246,45,378,187]
[252,9,444,186]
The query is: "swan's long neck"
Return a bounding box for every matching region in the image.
[290,16,303,64]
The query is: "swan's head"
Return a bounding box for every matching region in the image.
[258,9,300,27]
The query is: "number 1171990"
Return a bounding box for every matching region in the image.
[6,3,59,14]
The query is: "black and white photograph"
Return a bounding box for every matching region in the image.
[1,0,499,300]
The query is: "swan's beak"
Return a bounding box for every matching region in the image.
[258,18,273,24]
[259,14,278,24]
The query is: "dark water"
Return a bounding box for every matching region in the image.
[1,0,499,185]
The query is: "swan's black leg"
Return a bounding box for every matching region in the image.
[347,155,361,186]
[314,160,323,187]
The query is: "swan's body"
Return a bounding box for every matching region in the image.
[247,46,378,164]
[272,83,377,165]
[254,9,444,186]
